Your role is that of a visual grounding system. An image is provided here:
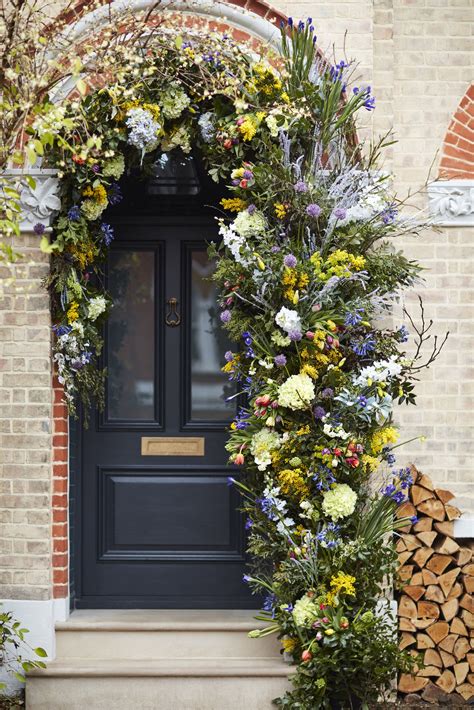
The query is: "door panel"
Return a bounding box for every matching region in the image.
[187,246,234,422]
[78,218,255,608]
[107,249,158,422]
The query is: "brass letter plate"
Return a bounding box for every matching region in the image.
[141,437,205,457]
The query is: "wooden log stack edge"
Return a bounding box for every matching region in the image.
[397,467,474,705]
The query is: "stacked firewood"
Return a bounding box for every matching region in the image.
[397,468,474,704]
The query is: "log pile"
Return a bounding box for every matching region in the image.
[397,468,474,704]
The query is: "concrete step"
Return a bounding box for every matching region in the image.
[26,657,292,710]
[55,610,280,660]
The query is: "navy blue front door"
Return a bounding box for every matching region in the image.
[77,215,256,608]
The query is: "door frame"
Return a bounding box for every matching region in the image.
[69,214,244,609]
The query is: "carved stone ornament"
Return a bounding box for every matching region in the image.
[2,169,60,233]
[428,180,474,227]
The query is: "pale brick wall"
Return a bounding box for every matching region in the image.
[0,236,53,601]
[0,0,472,607]
[274,0,474,512]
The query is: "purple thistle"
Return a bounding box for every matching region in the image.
[274,354,287,367]
[33,223,45,235]
[224,350,234,362]
[270,245,281,253]
[333,207,347,220]
[313,406,325,420]
[220,310,232,323]
[288,330,302,342]
[294,180,308,193]
[247,204,257,214]
[321,387,334,399]
[283,254,297,268]
[306,203,321,218]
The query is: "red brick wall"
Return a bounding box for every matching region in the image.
[439,83,474,179]
[52,377,69,599]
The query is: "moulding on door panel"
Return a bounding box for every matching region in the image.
[428,179,474,226]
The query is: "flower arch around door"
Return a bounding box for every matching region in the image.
[31,2,443,705]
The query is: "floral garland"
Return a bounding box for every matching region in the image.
[35,17,443,708]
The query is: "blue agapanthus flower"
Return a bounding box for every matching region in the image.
[108,182,123,206]
[53,324,72,337]
[398,325,409,343]
[313,465,336,491]
[316,522,341,548]
[351,335,376,357]
[345,309,364,327]
[235,407,251,430]
[100,223,114,246]
[381,204,397,224]
[263,593,277,612]
[67,205,81,222]
[382,484,405,504]
[353,86,376,111]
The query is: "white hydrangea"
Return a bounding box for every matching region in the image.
[337,188,388,226]
[322,484,357,522]
[293,595,319,628]
[159,84,191,119]
[275,307,301,334]
[278,373,315,411]
[250,428,281,471]
[87,296,107,321]
[232,209,267,238]
[126,108,161,154]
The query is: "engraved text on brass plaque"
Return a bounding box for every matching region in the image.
[141,437,205,456]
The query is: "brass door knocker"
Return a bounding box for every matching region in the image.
[166,297,181,327]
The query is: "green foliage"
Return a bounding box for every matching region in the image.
[0,607,47,692]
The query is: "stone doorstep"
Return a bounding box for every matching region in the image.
[28,657,292,678]
[27,611,292,709]
[26,668,292,710]
[53,609,282,660]
[55,608,274,631]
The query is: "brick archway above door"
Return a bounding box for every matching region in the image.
[55,0,287,49]
[439,83,474,181]
[428,83,474,227]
